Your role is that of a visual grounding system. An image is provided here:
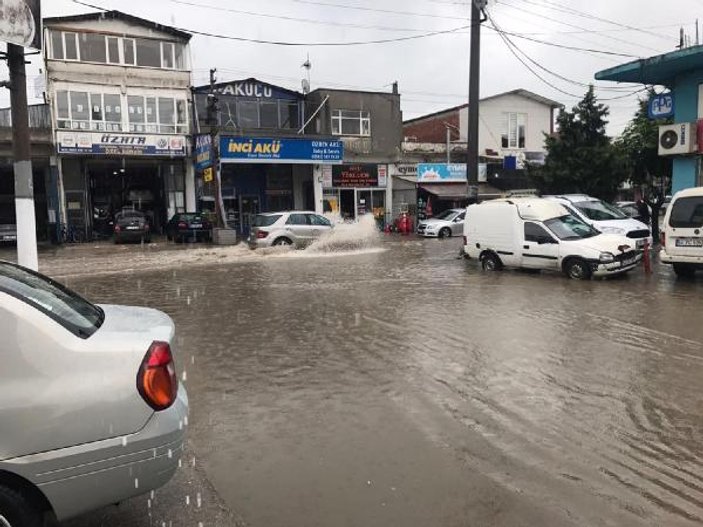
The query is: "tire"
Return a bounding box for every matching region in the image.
[481,252,502,272]
[439,227,451,239]
[0,485,44,527]
[564,258,592,280]
[673,263,696,278]
[273,237,293,247]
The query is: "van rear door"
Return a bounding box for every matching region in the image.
[521,221,560,269]
[665,196,703,257]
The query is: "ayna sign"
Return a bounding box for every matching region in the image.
[648,93,675,119]
[220,136,344,164]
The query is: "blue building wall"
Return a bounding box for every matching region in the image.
[672,70,703,193]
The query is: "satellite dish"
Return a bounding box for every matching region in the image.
[302,79,310,94]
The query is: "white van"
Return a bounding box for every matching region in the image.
[463,198,642,280]
[544,195,652,249]
[659,187,703,277]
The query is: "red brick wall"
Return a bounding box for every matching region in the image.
[403,110,461,142]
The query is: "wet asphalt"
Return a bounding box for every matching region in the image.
[4,233,703,527]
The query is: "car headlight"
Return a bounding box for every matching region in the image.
[599,226,626,235]
[599,252,616,263]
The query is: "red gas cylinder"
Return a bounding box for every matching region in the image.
[397,213,412,235]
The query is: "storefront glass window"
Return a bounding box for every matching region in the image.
[51,31,64,60]
[79,32,106,63]
[136,38,161,68]
[107,37,120,64]
[64,33,78,61]
[238,101,258,128]
[103,94,122,131]
[159,97,176,133]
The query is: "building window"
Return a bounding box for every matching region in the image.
[64,32,78,61]
[238,101,259,129]
[107,36,120,64]
[136,38,161,68]
[103,94,122,131]
[90,93,103,129]
[128,95,146,132]
[79,32,106,63]
[332,109,371,136]
[123,38,136,65]
[51,31,64,60]
[70,91,89,129]
[56,91,69,128]
[146,97,158,132]
[162,42,175,69]
[501,112,526,149]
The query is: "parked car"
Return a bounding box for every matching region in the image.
[0,260,187,524]
[0,223,16,244]
[463,198,642,280]
[166,213,212,243]
[248,211,333,249]
[417,208,465,238]
[660,187,703,277]
[114,208,151,244]
[544,195,652,249]
[0,201,16,244]
[616,201,651,224]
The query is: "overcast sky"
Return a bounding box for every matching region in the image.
[3,0,702,135]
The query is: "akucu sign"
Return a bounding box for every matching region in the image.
[219,82,273,98]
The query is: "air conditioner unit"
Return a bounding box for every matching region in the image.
[658,122,698,156]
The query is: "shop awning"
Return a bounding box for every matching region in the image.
[419,183,503,200]
[595,45,703,85]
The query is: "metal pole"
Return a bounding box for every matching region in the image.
[209,68,226,229]
[446,126,451,165]
[8,44,38,270]
[466,0,484,203]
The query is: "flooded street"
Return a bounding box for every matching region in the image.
[25,233,703,527]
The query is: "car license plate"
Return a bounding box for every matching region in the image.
[126,225,140,230]
[621,257,637,267]
[191,224,203,228]
[676,237,703,247]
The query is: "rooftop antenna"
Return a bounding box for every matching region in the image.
[678,27,685,49]
[302,53,312,94]
[697,19,700,45]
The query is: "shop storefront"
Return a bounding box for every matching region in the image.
[57,130,191,238]
[323,164,389,223]
[216,135,343,234]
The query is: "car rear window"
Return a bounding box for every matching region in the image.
[669,197,703,228]
[0,262,104,339]
[254,214,282,227]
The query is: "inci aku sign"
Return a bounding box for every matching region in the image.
[648,93,675,120]
[0,0,41,50]
[220,137,343,164]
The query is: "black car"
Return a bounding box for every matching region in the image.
[114,209,151,244]
[166,213,212,243]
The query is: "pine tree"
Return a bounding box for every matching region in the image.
[530,86,627,201]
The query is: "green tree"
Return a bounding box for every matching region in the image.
[617,96,672,241]
[530,86,628,201]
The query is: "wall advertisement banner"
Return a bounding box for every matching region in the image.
[56,131,187,157]
[220,136,343,164]
[417,163,467,182]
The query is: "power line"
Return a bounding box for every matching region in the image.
[518,0,674,41]
[287,0,467,21]
[71,0,472,45]
[495,0,662,55]
[169,0,457,32]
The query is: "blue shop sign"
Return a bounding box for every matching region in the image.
[220,137,344,164]
[195,135,212,171]
[417,163,467,182]
[649,93,675,119]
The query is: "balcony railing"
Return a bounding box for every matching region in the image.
[0,104,51,129]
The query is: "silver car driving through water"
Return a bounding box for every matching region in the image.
[0,261,188,525]
[248,211,334,249]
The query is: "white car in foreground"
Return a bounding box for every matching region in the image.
[0,261,187,525]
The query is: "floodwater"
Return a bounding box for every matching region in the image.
[32,225,703,526]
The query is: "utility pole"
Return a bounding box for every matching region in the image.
[8,44,38,270]
[466,0,487,204]
[208,68,226,229]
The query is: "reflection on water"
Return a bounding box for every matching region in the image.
[54,238,703,526]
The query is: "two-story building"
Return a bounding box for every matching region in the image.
[306,85,402,222]
[193,80,402,232]
[44,10,194,239]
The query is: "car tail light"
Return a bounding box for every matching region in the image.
[137,341,178,411]
[177,221,188,229]
[114,225,121,233]
[256,230,269,239]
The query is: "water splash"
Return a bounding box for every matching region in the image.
[304,214,381,254]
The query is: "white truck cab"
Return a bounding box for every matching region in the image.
[544,194,652,250]
[659,187,703,277]
[463,198,642,280]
